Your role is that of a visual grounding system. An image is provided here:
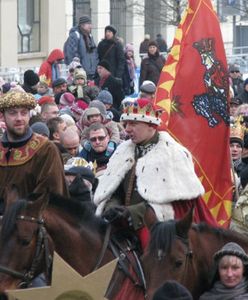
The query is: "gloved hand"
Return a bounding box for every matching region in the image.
[102,206,133,228]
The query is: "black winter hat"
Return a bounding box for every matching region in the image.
[78,15,91,25]
[149,40,158,48]
[52,78,67,88]
[65,166,95,185]
[152,280,193,300]
[105,25,117,35]
[98,60,111,72]
[24,70,39,86]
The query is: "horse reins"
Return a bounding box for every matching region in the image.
[0,215,52,288]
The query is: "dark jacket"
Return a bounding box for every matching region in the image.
[97,38,126,79]
[139,39,150,54]
[139,52,165,86]
[237,90,248,104]
[95,75,125,111]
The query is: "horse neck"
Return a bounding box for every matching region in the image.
[43,207,112,276]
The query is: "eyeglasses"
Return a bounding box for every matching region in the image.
[89,135,107,142]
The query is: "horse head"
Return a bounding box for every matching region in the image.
[0,188,52,291]
[142,208,194,299]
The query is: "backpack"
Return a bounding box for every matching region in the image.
[63,30,80,65]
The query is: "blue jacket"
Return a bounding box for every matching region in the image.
[65,26,99,77]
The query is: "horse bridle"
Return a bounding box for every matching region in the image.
[0,215,52,288]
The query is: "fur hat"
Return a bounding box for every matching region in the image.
[105,25,117,35]
[59,92,75,107]
[214,242,248,263]
[97,90,113,105]
[52,78,67,88]
[120,98,162,126]
[31,122,50,138]
[24,70,39,86]
[78,15,91,25]
[0,91,36,112]
[98,60,111,72]
[140,80,156,94]
[152,280,193,300]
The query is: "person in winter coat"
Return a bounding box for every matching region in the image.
[38,49,65,87]
[97,25,126,80]
[64,16,98,80]
[237,78,248,104]
[139,41,166,87]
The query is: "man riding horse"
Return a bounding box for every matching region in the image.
[94,98,204,250]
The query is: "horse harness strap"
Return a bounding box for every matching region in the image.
[109,236,146,293]
[92,223,112,272]
[0,215,52,287]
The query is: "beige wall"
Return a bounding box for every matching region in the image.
[0,0,18,67]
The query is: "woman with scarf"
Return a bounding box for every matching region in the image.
[139,40,165,87]
[199,242,248,300]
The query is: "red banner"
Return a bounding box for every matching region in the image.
[155,0,233,227]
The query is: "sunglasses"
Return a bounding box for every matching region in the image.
[89,135,107,142]
[230,70,240,73]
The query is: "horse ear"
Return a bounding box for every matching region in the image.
[4,185,19,210]
[144,205,158,230]
[175,206,194,239]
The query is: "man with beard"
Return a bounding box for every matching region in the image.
[0,91,68,213]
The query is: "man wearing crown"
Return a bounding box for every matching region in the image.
[0,91,68,214]
[94,98,204,249]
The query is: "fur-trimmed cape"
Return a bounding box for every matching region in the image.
[94,132,204,220]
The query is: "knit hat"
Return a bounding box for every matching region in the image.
[0,91,36,112]
[148,40,158,48]
[74,68,87,81]
[120,98,162,126]
[125,43,134,53]
[68,57,82,70]
[24,70,40,86]
[152,280,193,300]
[140,80,156,94]
[59,92,75,107]
[38,95,55,106]
[214,242,248,264]
[98,60,111,72]
[89,100,107,118]
[105,25,117,35]
[31,122,50,138]
[78,15,91,25]
[97,90,113,105]
[60,113,75,126]
[85,107,101,117]
[52,78,67,88]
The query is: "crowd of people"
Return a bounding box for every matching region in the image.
[1,14,248,300]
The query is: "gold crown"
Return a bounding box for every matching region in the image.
[121,99,163,125]
[230,117,245,141]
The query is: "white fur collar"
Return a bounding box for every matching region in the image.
[94,132,204,216]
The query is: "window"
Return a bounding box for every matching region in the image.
[18,0,40,53]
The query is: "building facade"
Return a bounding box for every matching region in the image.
[0,0,247,72]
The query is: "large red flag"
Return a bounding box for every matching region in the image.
[155,0,233,227]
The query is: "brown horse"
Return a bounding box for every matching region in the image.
[106,208,248,300]
[0,188,114,291]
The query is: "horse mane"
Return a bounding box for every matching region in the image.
[148,220,177,254]
[48,193,106,232]
[1,200,27,242]
[192,222,248,243]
